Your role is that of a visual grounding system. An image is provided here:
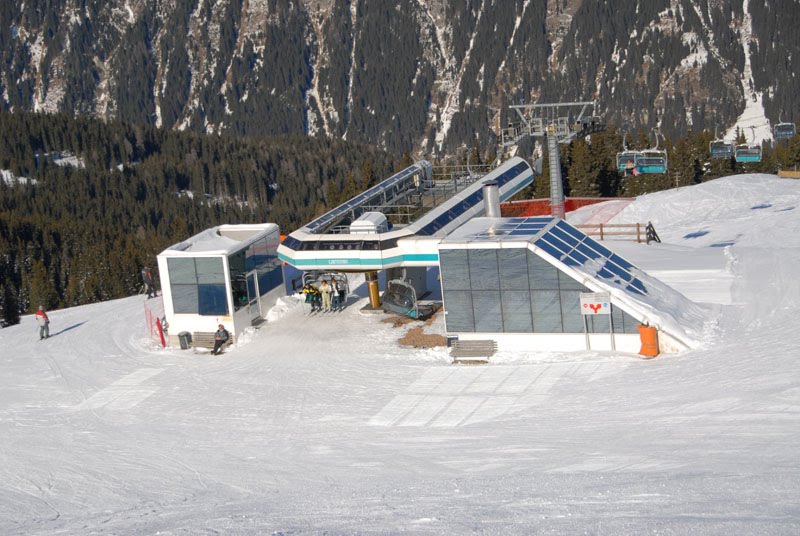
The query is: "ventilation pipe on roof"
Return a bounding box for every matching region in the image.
[483,180,501,218]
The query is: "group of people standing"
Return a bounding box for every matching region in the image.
[302,279,346,312]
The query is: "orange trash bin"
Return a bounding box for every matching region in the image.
[637,325,660,357]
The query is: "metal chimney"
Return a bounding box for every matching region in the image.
[482,180,501,218]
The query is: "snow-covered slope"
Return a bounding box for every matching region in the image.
[2,174,799,534]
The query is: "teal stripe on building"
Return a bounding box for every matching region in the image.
[279,252,439,268]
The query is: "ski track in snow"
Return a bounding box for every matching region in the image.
[1,174,799,533]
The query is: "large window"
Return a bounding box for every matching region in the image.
[443,290,475,332]
[440,249,470,291]
[168,257,228,315]
[440,247,639,334]
[469,249,500,291]
[499,249,528,290]
[228,236,284,312]
[228,250,249,311]
[248,236,283,298]
[532,290,563,332]
[501,290,533,332]
[473,291,504,332]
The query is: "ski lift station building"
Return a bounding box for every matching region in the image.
[157,224,284,347]
[276,156,702,355]
[438,215,701,354]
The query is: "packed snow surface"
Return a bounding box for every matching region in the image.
[2,174,799,534]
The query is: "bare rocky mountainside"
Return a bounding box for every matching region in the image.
[1,0,797,154]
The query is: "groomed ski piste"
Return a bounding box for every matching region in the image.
[2,173,799,534]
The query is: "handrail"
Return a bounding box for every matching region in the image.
[575,223,645,243]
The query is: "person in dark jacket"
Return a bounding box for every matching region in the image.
[212,324,229,355]
[337,279,347,310]
[141,266,156,299]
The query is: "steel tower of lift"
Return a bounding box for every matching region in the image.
[502,101,602,219]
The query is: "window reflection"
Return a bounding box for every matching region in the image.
[167,257,227,315]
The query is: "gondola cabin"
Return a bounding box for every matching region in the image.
[710,140,735,159]
[635,150,668,174]
[774,122,797,140]
[616,151,639,173]
[735,144,762,163]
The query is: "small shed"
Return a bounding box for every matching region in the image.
[157,223,284,348]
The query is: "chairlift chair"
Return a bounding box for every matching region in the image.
[774,122,797,140]
[735,145,762,163]
[709,126,734,159]
[301,270,349,295]
[735,126,762,163]
[616,132,640,173]
[616,150,640,173]
[636,150,668,174]
[381,279,433,320]
[710,140,735,159]
[635,130,668,174]
[774,112,796,140]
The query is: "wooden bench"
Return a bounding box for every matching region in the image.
[451,339,497,364]
[192,331,234,351]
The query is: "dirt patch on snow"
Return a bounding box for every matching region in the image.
[399,326,447,348]
[381,306,446,348]
[382,315,416,328]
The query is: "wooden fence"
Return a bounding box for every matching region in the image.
[576,223,646,243]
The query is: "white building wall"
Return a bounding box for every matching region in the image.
[455,332,642,354]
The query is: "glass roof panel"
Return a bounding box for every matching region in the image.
[532,221,648,295]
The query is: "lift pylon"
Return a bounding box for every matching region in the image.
[502,101,602,219]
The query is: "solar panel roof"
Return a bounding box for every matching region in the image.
[533,220,647,295]
[440,216,552,242]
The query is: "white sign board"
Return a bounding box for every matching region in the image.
[580,292,611,315]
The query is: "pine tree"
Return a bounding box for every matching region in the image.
[28,259,56,312]
[566,140,599,196]
[2,282,20,326]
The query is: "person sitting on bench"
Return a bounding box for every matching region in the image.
[212,324,229,355]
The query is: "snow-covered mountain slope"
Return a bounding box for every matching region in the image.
[2,174,799,533]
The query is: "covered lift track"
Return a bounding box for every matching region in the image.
[277,157,535,272]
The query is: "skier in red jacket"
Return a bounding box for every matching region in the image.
[35,305,50,340]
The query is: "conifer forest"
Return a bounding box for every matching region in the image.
[0,112,395,323]
[1,110,799,325]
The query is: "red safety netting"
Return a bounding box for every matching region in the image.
[143,298,166,348]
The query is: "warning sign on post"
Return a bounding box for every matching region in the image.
[580,292,611,315]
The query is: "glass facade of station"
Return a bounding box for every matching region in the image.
[440,248,639,334]
[167,236,283,316]
[228,236,284,312]
[167,257,228,315]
